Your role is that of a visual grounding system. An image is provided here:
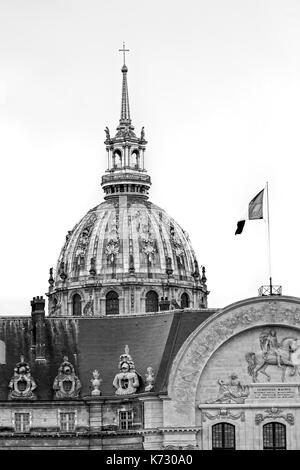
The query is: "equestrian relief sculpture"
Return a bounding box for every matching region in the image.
[245,329,300,382]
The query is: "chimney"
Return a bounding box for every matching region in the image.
[31,296,46,362]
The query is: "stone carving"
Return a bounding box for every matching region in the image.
[89,257,96,276]
[53,356,81,399]
[140,126,145,141]
[113,345,139,395]
[170,225,184,264]
[91,370,102,396]
[255,408,294,425]
[8,355,37,400]
[135,211,156,263]
[58,228,76,268]
[83,299,94,316]
[74,213,97,269]
[168,301,300,411]
[206,373,249,404]
[48,267,54,287]
[104,126,110,141]
[115,125,136,140]
[145,367,155,391]
[202,409,245,422]
[105,216,120,263]
[50,297,61,316]
[245,329,300,383]
[59,261,67,280]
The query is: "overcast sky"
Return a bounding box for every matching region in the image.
[0,0,300,315]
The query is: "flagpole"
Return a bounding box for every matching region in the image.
[266,181,272,293]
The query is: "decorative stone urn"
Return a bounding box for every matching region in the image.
[91,370,102,396]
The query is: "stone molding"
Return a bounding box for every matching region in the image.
[201,409,245,422]
[255,407,294,425]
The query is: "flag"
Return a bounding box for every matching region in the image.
[235,189,264,235]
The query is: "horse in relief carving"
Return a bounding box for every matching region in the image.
[246,329,300,383]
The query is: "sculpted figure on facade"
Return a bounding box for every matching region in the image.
[53,356,81,399]
[245,329,300,383]
[206,373,249,404]
[113,345,139,395]
[8,355,37,400]
[145,366,155,391]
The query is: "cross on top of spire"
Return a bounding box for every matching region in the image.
[118,42,129,66]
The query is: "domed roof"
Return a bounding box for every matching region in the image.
[56,196,199,284]
[48,53,208,316]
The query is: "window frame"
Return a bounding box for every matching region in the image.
[263,422,287,450]
[13,412,31,433]
[119,410,134,431]
[212,422,236,450]
[58,410,77,432]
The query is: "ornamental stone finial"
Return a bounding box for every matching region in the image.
[91,370,102,396]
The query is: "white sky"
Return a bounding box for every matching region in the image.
[0,0,300,315]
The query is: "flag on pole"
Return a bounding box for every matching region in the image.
[235,189,264,235]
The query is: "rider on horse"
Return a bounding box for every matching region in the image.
[260,329,282,368]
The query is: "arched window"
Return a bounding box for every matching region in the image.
[263,422,286,450]
[145,290,159,313]
[212,423,235,450]
[72,294,82,316]
[131,150,139,169]
[106,291,119,315]
[113,150,122,169]
[181,293,189,309]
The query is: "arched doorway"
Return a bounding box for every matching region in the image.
[212,423,235,450]
[72,294,82,316]
[106,291,119,315]
[145,290,159,313]
[263,422,286,450]
[181,293,189,309]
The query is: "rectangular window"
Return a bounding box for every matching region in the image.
[119,410,133,430]
[14,413,30,433]
[60,412,76,432]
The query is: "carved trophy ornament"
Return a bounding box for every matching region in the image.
[113,345,139,395]
[206,373,249,404]
[53,356,81,399]
[8,355,37,400]
[245,329,300,383]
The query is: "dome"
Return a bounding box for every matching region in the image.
[56,198,198,283]
[47,57,208,316]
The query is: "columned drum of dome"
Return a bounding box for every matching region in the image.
[47,51,208,317]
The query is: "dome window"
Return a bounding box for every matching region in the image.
[106,291,119,315]
[181,293,189,309]
[72,294,82,316]
[145,290,158,313]
[131,150,140,169]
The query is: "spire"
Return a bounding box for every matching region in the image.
[118,43,131,126]
[101,47,151,200]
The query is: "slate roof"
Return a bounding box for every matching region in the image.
[0,309,216,400]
